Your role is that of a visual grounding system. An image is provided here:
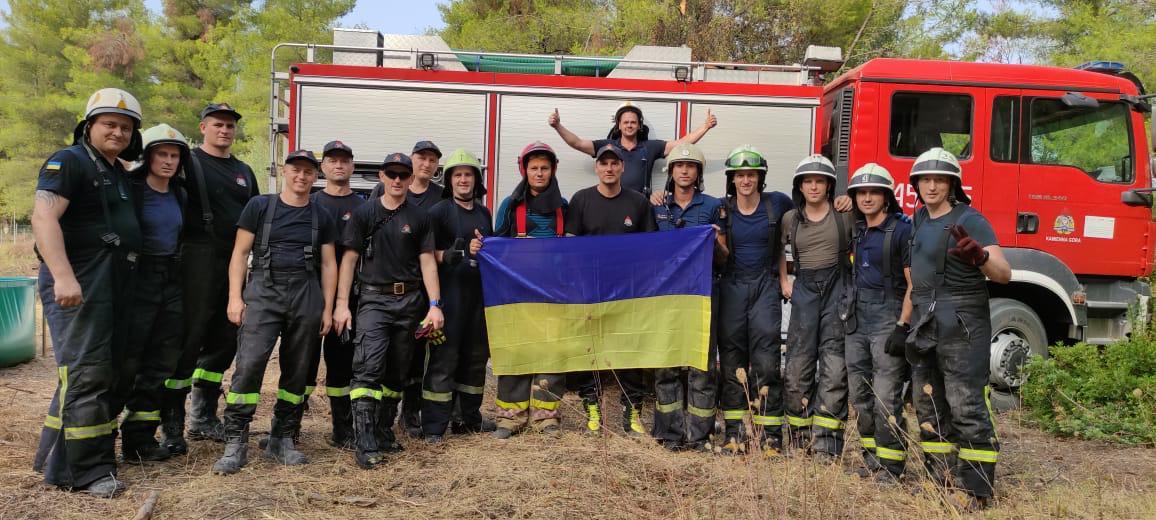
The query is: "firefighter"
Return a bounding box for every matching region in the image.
[906,148,1010,506]
[31,88,144,497]
[421,149,495,442]
[842,164,913,481]
[305,140,368,449]
[489,142,568,439]
[334,152,444,469]
[116,124,192,463]
[548,102,718,194]
[164,103,260,453]
[565,143,658,435]
[212,150,339,475]
[779,154,856,461]
[716,145,794,456]
[650,142,727,451]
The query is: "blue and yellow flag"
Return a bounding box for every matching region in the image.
[478,226,714,376]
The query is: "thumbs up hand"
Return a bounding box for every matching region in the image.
[703,108,717,129]
[548,108,561,128]
[469,228,485,256]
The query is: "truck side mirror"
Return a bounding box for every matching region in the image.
[1121,189,1152,207]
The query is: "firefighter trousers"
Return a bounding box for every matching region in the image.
[166,241,237,403]
[784,265,848,455]
[115,255,184,448]
[908,289,999,498]
[718,269,783,442]
[422,276,489,436]
[306,295,356,410]
[221,269,322,437]
[845,289,909,475]
[495,373,564,431]
[349,288,424,412]
[34,249,135,489]
[653,283,719,447]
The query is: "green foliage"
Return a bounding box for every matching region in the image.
[1021,339,1156,446]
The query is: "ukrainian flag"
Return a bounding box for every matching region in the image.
[478,226,714,376]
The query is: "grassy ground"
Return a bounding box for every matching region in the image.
[1,347,1155,519]
[0,235,37,277]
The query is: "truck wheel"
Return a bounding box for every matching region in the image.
[988,297,1048,412]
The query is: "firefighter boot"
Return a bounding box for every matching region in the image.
[378,398,405,453]
[122,433,172,463]
[352,399,384,469]
[452,393,495,434]
[623,405,645,437]
[721,421,745,456]
[79,475,127,498]
[329,397,355,450]
[263,417,308,466]
[401,390,422,438]
[584,400,602,434]
[188,386,226,442]
[212,427,250,475]
[159,392,188,455]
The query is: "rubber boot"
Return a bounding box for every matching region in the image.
[264,416,308,466]
[212,427,249,475]
[188,385,226,442]
[159,391,188,455]
[378,398,405,452]
[352,399,384,469]
[329,397,355,450]
[78,475,127,498]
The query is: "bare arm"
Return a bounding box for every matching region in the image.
[319,243,337,336]
[31,190,82,306]
[226,229,255,325]
[779,253,793,300]
[665,109,717,155]
[981,245,1011,284]
[333,249,360,333]
[548,109,595,156]
[419,251,445,329]
[900,267,914,324]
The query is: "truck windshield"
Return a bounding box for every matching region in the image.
[1028,99,1133,183]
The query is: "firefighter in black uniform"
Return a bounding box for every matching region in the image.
[335,153,444,469]
[421,149,495,442]
[906,148,1010,507]
[164,103,260,453]
[116,124,192,463]
[31,88,144,497]
[212,150,339,475]
[305,140,367,450]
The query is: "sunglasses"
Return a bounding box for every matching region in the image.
[382,169,413,180]
[726,151,766,169]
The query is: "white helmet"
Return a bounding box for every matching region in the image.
[791,154,838,205]
[848,163,899,212]
[910,147,969,204]
[83,88,142,126]
[141,123,188,150]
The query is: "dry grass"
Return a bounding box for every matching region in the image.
[0,235,38,277]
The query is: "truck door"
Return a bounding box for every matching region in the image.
[984,88,1023,247]
[1015,90,1148,277]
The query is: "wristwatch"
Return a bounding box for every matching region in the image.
[429,299,442,309]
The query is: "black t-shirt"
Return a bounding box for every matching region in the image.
[237,195,338,270]
[369,181,446,209]
[311,190,368,259]
[564,186,657,236]
[910,205,997,291]
[139,184,183,256]
[185,147,260,247]
[339,199,435,284]
[36,145,142,264]
[591,138,667,194]
[428,199,494,281]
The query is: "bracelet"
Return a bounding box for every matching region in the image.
[978,250,990,267]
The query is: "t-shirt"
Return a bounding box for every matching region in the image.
[780,207,856,270]
[726,192,793,273]
[494,196,568,238]
[428,199,494,281]
[311,190,368,259]
[340,199,435,284]
[185,147,259,247]
[140,185,183,256]
[591,138,667,194]
[237,195,338,270]
[369,181,446,209]
[564,186,657,236]
[853,213,913,298]
[654,192,723,231]
[36,145,142,264]
[910,205,997,291]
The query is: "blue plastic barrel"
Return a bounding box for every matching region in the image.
[0,277,37,367]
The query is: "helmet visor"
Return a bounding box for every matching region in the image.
[726,151,765,170]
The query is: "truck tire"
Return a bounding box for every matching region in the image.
[988,297,1048,412]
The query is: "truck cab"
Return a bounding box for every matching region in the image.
[822,59,1155,406]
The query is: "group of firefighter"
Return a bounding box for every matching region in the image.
[32,86,1011,508]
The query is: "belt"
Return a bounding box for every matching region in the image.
[361,281,421,295]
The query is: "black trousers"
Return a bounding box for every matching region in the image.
[116,255,184,447]
[421,275,489,436]
[718,269,783,440]
[784,265,848,455]
[350,289,424,409]
[221,269,322,436]
[653,282,719,446]
[306,294,356,400]
[169,241,237,394]
[34,249,135,489]
[845,290,909,475]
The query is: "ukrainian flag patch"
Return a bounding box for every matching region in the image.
[45,161,62,171]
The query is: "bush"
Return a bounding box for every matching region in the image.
[1021,338,1156,446]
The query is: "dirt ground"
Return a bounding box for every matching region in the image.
[2,349,1155,520]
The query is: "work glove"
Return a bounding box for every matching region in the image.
[886,323,909,357]
[443,238,467,266]
[947,224,988,266]
[415,319,447,346]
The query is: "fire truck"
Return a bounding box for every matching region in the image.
[272,29,1155,408]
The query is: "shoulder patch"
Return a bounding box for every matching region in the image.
[44,161,62,172]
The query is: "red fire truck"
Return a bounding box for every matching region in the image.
[272,30,1155,408]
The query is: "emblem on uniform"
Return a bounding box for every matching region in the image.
[1054,214,1075,235]
[401,223,412,234]
[235,175,247,187]
[624,216,633,227]
[342,211,352,221]
[45,161,61,172]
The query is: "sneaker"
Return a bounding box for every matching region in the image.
[584,402,602,433]
[623,406,645,436]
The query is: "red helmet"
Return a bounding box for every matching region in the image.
[518,141,558,177]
